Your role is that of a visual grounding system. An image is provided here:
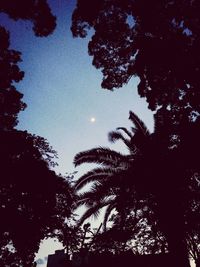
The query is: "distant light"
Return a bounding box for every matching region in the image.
[90,117,96,123]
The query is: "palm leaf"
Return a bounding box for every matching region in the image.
[84,181,116,202]
[129,111,150,136]
[76,183,115,206]
[73,111,152,229]
[108,131,131,148]
[74,167,115,191]
[74,147,127,167]
[77,199,113,227]
[116,127,132,138]
[74,197,91,208]
[103,201,117,231]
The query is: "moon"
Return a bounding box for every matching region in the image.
[90,117,96,123]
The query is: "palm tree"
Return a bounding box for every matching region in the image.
[73,111,194,266]
[73,111,151,230]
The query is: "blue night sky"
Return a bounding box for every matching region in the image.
[0,0,154,266]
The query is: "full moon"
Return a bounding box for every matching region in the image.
[90,117,96,123]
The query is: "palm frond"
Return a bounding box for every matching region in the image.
[129,111,150,136]
[103,202,117,231]
[74,197,91,208]
[74,167,115,191]
[108,131,131,148]
[131,127,137,134]
[73,111,152,229]
[117,127,132,138]
[77,200,112,227]
[74,147,127,167]
[75,182,115,207]
[85,182,116,202]
[92,208,101,220]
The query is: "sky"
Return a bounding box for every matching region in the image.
[0,1,155,266]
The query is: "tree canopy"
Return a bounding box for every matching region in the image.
[0,26,26,130]
[0,2,71,266]
[0,129,72,266]
[71,0,200,136]
[71,5,200,263]
[0,1,200,266]
[0,0,56,37]
[73,110,200,266]
[0,0,56,130]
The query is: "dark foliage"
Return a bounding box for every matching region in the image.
[0,0,56,37]
[71,0,200,138]
[0,130,72,266]
[0,26,26,130]
[71,3,200,265]
[73,111,150,229]
[73,111,200,266]
[0,0,56,130]
[0,3,71,265]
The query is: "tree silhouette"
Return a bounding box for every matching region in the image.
[71,2,200,266]
[0,3,70,265]
[91,212,167,256]
[0,26,26,130]
[71,1,200,130]
[73,111,151,230]
[73,110,200,266]
[0,130,73,266]
[0,0,56,130]
[0,0,56,37]
[0,1,198,266]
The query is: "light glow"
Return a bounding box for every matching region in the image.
[90,117,96,123]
